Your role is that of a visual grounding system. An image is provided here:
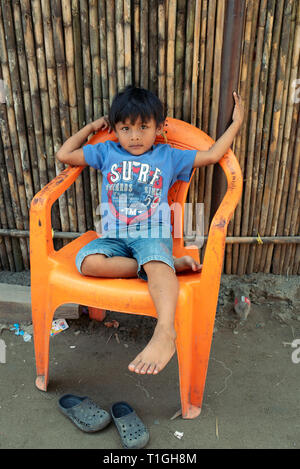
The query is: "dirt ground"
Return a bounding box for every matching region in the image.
[0,272,299,450]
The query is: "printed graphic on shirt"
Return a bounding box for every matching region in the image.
[106,160,163,224]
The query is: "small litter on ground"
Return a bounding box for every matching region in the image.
[50,319,69,336]
[9,323,32,342]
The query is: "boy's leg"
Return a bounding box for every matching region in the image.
[81,254,138,277]
[128,260,178,375]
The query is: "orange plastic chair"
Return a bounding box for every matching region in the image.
[30,117,242,419]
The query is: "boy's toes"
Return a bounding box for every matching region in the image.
[193,262,202,272]
[128,359,140,373]
[146,363,159,374]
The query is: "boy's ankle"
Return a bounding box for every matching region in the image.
[155,322,176,340]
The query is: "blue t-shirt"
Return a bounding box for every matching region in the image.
[83,141,197,235]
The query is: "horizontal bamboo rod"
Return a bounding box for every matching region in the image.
[0,229,299,244]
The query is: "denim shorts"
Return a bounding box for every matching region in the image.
[75,224,175,281]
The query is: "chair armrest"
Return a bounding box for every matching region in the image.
[202,149,242,275]
[30,165,84,258]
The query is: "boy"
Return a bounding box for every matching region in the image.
[56,86,244,376]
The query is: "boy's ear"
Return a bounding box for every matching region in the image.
[156,122,165,135]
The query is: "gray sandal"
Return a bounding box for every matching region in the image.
[58,394,111,432]
[111,401,150,449]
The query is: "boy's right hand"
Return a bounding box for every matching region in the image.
[90,116,111,133]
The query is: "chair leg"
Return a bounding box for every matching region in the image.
[88,307,106,321]
[32,292,55,392]
[175,292,201,419]
[189,294,217,410]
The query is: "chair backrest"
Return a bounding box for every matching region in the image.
[88,117,215,245]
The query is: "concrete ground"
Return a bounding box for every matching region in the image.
[0,297,299,450]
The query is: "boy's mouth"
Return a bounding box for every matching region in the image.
[129,144,143,149]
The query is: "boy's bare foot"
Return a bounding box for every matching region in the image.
[174,255,202,273]
[128,325,176,375]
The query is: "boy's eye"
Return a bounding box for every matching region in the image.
[121,126,129,131]
[141,124,148,129]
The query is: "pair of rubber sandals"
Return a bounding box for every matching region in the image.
[58,394,149,449]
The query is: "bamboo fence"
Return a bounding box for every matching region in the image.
[0,0,299,274]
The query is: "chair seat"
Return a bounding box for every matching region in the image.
[49,231,201,317]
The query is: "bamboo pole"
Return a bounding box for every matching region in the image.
[209,0,224,139]
[202,0,216,133]
[140,0,149,89]
[197,0,207,130]
[174,0,186,120]
[191,0,201,126]
[183,0,195,123]
[166,0,177,117]
[157,0,166,105]
[115,0,125,90]
[0,227,299,245]
[124,0,132,86]
[106,0,117,101]
[149,0,158,94]
[99,0,110,114]
[89,0,102,118]
[133,0,140,86]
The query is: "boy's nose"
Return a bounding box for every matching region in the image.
[130,132,141,141]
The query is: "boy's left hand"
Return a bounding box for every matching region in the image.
[91,116,112,133]
[232,91,244,126]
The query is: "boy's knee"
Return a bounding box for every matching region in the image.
[81,254,107,275]
[143,260,174,277]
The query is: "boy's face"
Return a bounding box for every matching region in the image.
[114,116,163,156]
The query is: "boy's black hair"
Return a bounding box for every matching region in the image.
[109,86,165,130]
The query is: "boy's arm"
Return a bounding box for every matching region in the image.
[193,92,244,168]
[56,117,110,166]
